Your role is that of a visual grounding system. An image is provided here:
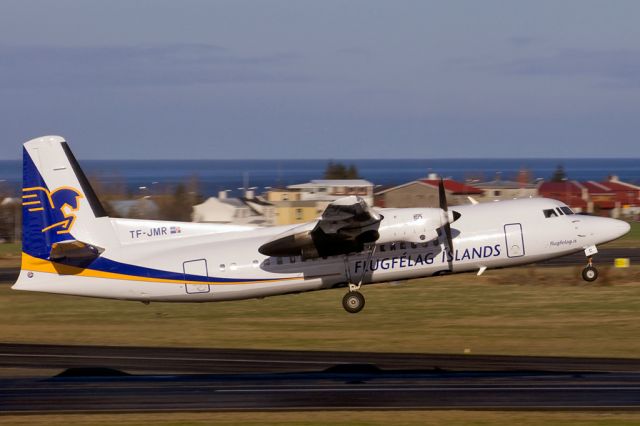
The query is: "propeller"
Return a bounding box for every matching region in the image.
[438,178,454,251]
[438,178,462,271]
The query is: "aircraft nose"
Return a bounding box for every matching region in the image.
[603,218,631,242]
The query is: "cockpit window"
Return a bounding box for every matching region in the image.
[560,206,574,215]
[556,208,564,215]
[543,209,558,218]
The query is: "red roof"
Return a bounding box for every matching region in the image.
[603,180,640,191]
[420,179,483,195]
[539,179,640,207]
[598,181,640,205]
[581,181,614,194]
[538,181,587,209]
[538,181,583,195]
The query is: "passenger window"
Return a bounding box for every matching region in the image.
[410,243,417,249]
[543,209,558,218]
[252,260,259,267]
[277,257,283,265]
[380,244,386,252]
[561,207,574,215]
[290,256,296,263]
[219,264,226,271]
[263,258,271,266]
[230,263,238,271]
[390,243,396,251]
[399,242,406,250]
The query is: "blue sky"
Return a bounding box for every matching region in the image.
[1,1,640,159]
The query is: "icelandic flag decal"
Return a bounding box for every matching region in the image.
[170,226,181,234]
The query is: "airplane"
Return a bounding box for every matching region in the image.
[13,136,631,313]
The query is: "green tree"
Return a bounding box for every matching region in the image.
[159,184,193,221]
[324,161,359,179]
[550,164,567,182]
[346,164,359,179]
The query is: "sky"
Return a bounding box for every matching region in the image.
[1,0,640,159]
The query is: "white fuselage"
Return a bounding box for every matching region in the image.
[13,198,630,302]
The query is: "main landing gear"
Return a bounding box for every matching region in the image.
[582,256,599,282]
[342,244,376,314]
[343,283,365,314]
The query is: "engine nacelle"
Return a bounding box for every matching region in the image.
[258,206,457,260]
[375,208,443,244]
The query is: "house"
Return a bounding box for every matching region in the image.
[266,188,302,202]
[580,181,616,213]
[243,195,277,224]
[603,176,640,217]
[538,177,640,217]
[537,181,588,213]
[374,174,483,208]
[192,191,275,226]
[271,200,319,225]
[472,178,539,202]
[109,197,160,219]
[582,177,640,217]
[265,179,373,224]
[286,179,374,208]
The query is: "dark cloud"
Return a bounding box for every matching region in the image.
[503,48,640,88]
[0,44,305,89]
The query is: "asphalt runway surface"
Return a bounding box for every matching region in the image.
[2,343,640,412]
[0,248,638,284]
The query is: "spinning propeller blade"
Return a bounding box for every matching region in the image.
[439,178,454,252]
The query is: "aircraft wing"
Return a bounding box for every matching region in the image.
[315,195,382,238]
[259,196,383,259]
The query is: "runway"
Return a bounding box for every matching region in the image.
[0,268,17,282]
[538,247,640,267]
[2,343,640,412]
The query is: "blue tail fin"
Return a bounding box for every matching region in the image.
[22,136,107,260]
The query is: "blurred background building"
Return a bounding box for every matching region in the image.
[374,173,483,208]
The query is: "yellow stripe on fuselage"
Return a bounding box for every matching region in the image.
[20,252,300,286]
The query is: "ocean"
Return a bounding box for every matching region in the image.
[0,158,638,197]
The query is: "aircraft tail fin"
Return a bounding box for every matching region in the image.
[21,136,108,262]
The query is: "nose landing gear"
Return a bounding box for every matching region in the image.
[582,256,599,282]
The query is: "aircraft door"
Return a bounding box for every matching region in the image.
[183,259,210,294]
[504,223,525,258]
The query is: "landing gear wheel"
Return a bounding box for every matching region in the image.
[582,266,598,282]
[342,291,365,314]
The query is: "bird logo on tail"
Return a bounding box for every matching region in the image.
[22,186,83,235]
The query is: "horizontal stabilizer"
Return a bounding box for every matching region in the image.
[50,240,103,267]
